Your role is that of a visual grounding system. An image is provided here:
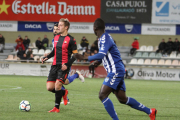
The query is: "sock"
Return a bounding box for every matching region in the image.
[51,88,55,93]
[68,73,78,84]
[126,97,151,114]
[55,90,63,109]
[102,97,119,120]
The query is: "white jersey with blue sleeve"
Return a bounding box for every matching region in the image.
[98,33,125,75]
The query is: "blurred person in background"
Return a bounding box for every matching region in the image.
[88,52,96,78]
[0,34,5,52]
[90,37,99,53]
[17,48,25,58]
[21,53,27,60]
[173,38,179,52]
[23,36,31,50]
[42,35,49,48]
[80,36,89,49]
[162,38,174,56]
[36,37,45,50]
[26,48,33,59]
[130,38,139,55]
[156,39,166,53]
[15,41,25,51]
[28,54,34,61]
[15,35,23,44]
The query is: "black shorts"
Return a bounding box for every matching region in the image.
[47,65,70,84]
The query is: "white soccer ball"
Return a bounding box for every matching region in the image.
[19,100,31,112]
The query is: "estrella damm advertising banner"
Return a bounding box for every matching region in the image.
[0,0,100,22]
[101,0,152,24]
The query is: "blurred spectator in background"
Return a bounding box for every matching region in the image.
[163,38,174,55]
[28,54,34,61]
[36,37,45,50]
[89,52,95,78]
[173,38,179,52]
[21,54,27,60]
[26,48,32,59]
[15,41,25,51]
[83,48,91,62]
[90,37,99,53]
[15,35,23,44]
[156,39,166,53]
[42,35,49,48]
[23,36,30,50]
[0,34,5,52]
[130,38,139,55]
[80,36,89,49]
[17,48,25,58]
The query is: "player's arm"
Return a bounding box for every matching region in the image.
[88,34,111,62]
[64,38,83,67]
[41,48,54,64]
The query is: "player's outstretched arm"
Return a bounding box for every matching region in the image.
[91,60,102,67]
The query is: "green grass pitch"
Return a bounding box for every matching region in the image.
[0,75,180,120]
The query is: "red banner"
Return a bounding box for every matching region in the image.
[0,0,100,22]
[70,65,107,78]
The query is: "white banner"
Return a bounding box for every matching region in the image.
[141,24,176,35]
[0,21,17,31]
[152,0,180,24]
[68,22,93,33]
[127,67,180,81]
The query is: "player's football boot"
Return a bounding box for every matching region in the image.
[149,108,157,120]
[60,99,70,104]
[76,71,85,82]
[48,107,60,113]
[63,89,68,105]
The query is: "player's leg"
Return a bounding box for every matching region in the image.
[114,77,157,120]
[54,67,70,109]
[46,82,55,93]
[64,71,84,85]
[46,65,57,93]
[60,85,70,105]
[99,84,119,120]
[48,65,60,113]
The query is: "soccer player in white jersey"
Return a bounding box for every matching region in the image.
[88,18,157,120]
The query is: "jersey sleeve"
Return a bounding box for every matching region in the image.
[98,34,112,55]
[69,38,78,54]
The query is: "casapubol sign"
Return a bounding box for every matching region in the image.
[0,0,100,22]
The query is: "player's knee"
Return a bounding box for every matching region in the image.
[47,87,54,92]
[119,97,128,104]
[99,92,106,101]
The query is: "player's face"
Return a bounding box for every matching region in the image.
[53,26,59,35]
[58,22,68,34]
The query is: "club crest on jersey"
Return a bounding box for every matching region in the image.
[105,77,109,82]
[64,41,67,43]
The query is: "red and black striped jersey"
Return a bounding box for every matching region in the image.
[47,34,77,65]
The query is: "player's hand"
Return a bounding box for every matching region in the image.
[42,57,48,64]
[61,63,67,71]
[92,60,100,67]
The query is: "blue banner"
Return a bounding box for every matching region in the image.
[176,25,180,35]
[18,21,56,32]
[105,24,141,34]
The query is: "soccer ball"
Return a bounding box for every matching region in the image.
[19,100,31,112]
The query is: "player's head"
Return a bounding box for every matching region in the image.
[53,23,59,35]
[93,18,105,36]
[58,18,70,34]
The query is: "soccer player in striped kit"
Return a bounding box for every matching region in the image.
[88,18,157,120]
